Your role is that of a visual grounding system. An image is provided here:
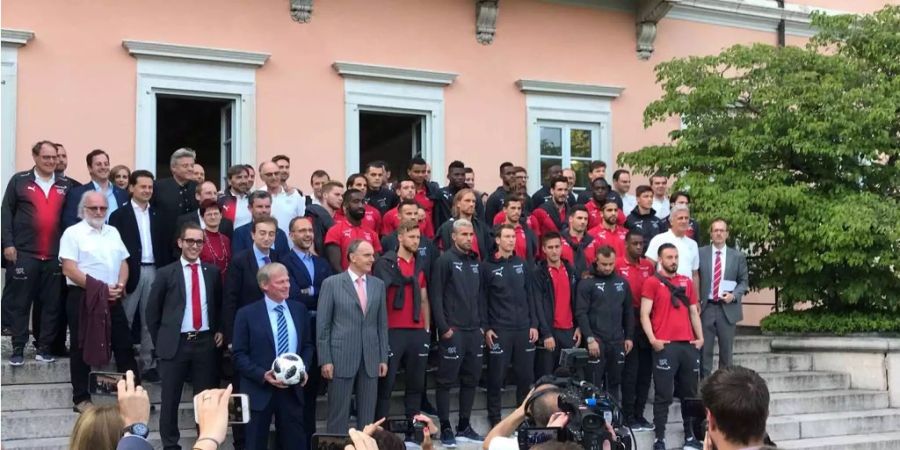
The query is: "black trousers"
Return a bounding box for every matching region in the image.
[435,329,483,430]
[3,256,63,350]
[535,328,576,378]
[246,388,306,450]
[652,341,700,440]
[622,325,653,421]
[586,340,625,403]
[303,311,320,446]
[158,332,219,450]
[486,328,535,422]
[66,286,139,405]
[376,328,430,420]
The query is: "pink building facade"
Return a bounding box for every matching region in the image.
[1,0,888,324]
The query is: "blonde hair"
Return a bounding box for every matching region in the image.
[69,404,124,450]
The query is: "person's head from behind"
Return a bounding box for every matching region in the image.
[702,366,769,450]
[371,428,405,450]
[68,404,123,450]
[527,384,562,427]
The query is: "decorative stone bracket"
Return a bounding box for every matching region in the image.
[636,0,673,60]
[476,0,499,45]
[290,0,313,23]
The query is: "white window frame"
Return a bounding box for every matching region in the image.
[123,40,269,176]
[518,79,623,193]
[333,62,457,183]
[1,29,34,198]
[536,121,602,191]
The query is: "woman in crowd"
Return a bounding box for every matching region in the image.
[110,165,131,190]
[69,405,124,450]
[198,198,231,279]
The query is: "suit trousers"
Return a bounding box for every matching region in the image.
[375,328,430,420]
[586,340,626,403]
[66,287,139,405]
[652,342,700,441]
[534,328,576,378]
[3,256,63,350]
[701,302,736,378]
[621,325,653,421]
[486,329,535,422]
[246,386,306,450]
[326,353,378,433]
[158,331,219,450]
[303,311,321,444]
[121,265,157,371]
[435,329,483,430]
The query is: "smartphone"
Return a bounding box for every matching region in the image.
[517,427,563,448]
[312,433,352,450]
[88,371,125,396]
[193,394,250,425]
[386,418,411,434]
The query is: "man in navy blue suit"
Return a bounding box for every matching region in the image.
[231,191,290,254]
[62,149,129,229]
[232,262,314,450]
[282,216,332,442]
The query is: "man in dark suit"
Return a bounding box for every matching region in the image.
[231,190,290,254]
[174,180,235,243]
[232,262,314,450]
[152,148,199,256]
[317,240,389,433]
[698,219,749,377]
[108,170,173,381]
[62,148,129,229]
[146,222,223,450]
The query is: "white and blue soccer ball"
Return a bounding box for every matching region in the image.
[271,353,306,385]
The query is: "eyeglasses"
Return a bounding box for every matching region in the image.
[181,238,205,247]
[261,172,279,177]
[84,206,109,213]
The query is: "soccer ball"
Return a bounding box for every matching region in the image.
[271,353,306,385]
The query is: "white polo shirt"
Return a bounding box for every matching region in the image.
[270,186,306,235]
[645,229,699,278]
[59,220,130,286]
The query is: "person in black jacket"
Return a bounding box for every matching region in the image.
[381,200,439,281]
[151,148,199,257]
[499,194,538,261]
[574,245,635,401]
[430,218,484,447]
[532,231,581,378]
[482,224,539,428]
[624,185,663,245]
[434,189,492,260]
[483,162,517,225]
[363,161,399,216]
[433,160,485,229]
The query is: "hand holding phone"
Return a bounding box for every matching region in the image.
[89,371,125,396]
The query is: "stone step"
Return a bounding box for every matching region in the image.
[1,358,72,384]
[776,431,900,450]
[718,335,772,354]
[1,382,195,411]
[758,370,850,393]
[728,353,812,373]
[769,409,900,440]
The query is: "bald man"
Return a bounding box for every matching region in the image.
[260,161,305,235]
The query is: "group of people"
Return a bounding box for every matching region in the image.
[2,140,750,450]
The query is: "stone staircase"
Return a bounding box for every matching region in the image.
[2,336,900,449]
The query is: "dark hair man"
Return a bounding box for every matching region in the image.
[484,162,518,224]
[530,176,571,241]
[575,161,622,207]
[649,173,669,220]
[533,231,580,377]
[174,181,235,250]
[219,164,252,228]
[616,229,657,431]
[500,193,538,260]
[407,157,442,235]
[373,221,431,436]
[575,245,634,400]
[641,243,704,450]
[230,190,290,255]
[587,198,628,258]
[435,160,485,230]
[583,177,624,230]
[146,222,223,449]
[364,160,399,216]
[62,148,129,229]
[483,224,539,429]
[382,179,434,239]
[340,174,383,233]
[53,143,81,186]
[261,160,305,236]
[558,205,594,276]
[701,366,772,450]
[308,169,331,206]
[431,219,484,447]
[381,200,439,279]
[464,167,475,189]
[530,165,563,209]
[271,154,300,196]
[435,188,492,260]
[324,189,382,272]
[612,169,636,215]
[660,191,701,241]
[624,185,663,246]
[699,219,749,377]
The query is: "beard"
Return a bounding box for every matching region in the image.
[662,264,678,275]
[348,208,366,221]
[85,217,105,229]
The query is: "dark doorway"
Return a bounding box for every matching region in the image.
[156,95,233,189]
[359,111,424,180]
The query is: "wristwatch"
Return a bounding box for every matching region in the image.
[586,336,596,344]
[123,423,150,439]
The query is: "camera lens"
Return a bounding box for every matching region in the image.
[581,413,604,432]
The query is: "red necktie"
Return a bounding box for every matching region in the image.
[712,250,722,301]
[190,263,202,330]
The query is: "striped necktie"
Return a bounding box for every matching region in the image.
[274,304,289,356]
[712,250,722,301]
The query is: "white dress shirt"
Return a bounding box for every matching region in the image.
[230,190,252,229]
[59,221,130,286]
[33,170,55,198]
[132,200,155,264]
[645,230,700,278]
[265,295,298,355]
[709,244,728,299]
[652,196,670,220]
[620,193,637,216]
[180,257,210,332]
[270,186,306,235]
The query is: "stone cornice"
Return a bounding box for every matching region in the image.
[122,40,270,67]
[332,62,458,86]
[516,79,624,99]
[668,0,845,37]
[1,29,35,47]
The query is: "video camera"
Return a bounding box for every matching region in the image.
[518,348,632,450]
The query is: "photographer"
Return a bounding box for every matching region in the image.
[574,245,634,400]
[701,366,774,450]
[483,385,561,450]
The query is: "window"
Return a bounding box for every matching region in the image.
[538,121,601,191]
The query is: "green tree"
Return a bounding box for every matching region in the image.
[619,6,900,312]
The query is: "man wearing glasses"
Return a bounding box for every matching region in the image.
[1,141,75,366]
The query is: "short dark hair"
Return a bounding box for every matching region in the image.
[549,176,568,190]
[408,157,427,169]
[31,140,56,156]
[612,169,630,181]
[504,193,525,207]
[499,162,513,174]
[371,429,404,450]
[271,154,290,164]
[397,198,419,212]
[595,244,616,258]
[310,169,330,183]
[199,199,221,216]
[591,177,610,188]
[251,216,278,233]
[128,169,154,187]
[248,190,272,207]
[448,160,465,171]
[541,231,563,246]
[636,185,653,197]
[568,204,588,218]
[364,160,385,172]
[346,173,366,188]
[464,167,474,174]
[86,149,109,167]
[600,198,619,209]
[343,188,363,206]
[626,229,644,242]
[589,160,607,171]
[493,223,516,238]
[179,222,203,239]
[658,242,677,257]
[289,216,312,232]
[701,366,770,445]
[650,172,668,182]
[227,164,247,179]
[670,191,691,204]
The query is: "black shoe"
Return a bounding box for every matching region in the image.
[683,437,702,450]
[420,397,437,416]
[141,369,161,383]
[635,416,655,431]
[653,440,666,450]
[439,429,457,448]
[455,426,484,443]
[9,347,24,366]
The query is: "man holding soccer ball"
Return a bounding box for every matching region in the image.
[232,262,315,450]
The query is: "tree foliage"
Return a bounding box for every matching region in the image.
[619,6,900,312]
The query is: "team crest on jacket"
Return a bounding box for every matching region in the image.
[615,282,625,292]
[513,264,524,274]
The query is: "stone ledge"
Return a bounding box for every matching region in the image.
[771,337,900,353]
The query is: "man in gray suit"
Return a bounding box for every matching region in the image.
[698,219,749,377]
[317,239,389,432]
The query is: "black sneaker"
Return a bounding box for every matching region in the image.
[653,439,666,450]
[9,348,24,366]
[141,369,161,383]
[455,425,484,443]
[35,352,56,363]
[440,429,457,448]
[683,437,702,450]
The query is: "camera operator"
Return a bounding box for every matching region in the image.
[483,384,561,450]
[641,243,703,450]
[574,245,633,400]
[701,366,774,450]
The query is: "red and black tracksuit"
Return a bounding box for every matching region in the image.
[532,259,579,378]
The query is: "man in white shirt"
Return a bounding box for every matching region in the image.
[650,173,670,220]
[613,169,637,215]
[645,204,700,300]
[260,161,305,235]
[60,190,138,413]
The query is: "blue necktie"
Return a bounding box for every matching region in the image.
[263,255,271,265]
[274,304,289,356]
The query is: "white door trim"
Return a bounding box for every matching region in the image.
[1,28,34,197]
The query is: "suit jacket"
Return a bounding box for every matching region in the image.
[108,202,173,294]
[62,182,129,229]
[223,248,281,343]
[173,210,235,258]
[232,299,314,411]
[152,178,199,250]
[231,222,290,255]
[698,245,749,324]
[316,272,389,378]
[145,260,223,360]
[280,249,333,311]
